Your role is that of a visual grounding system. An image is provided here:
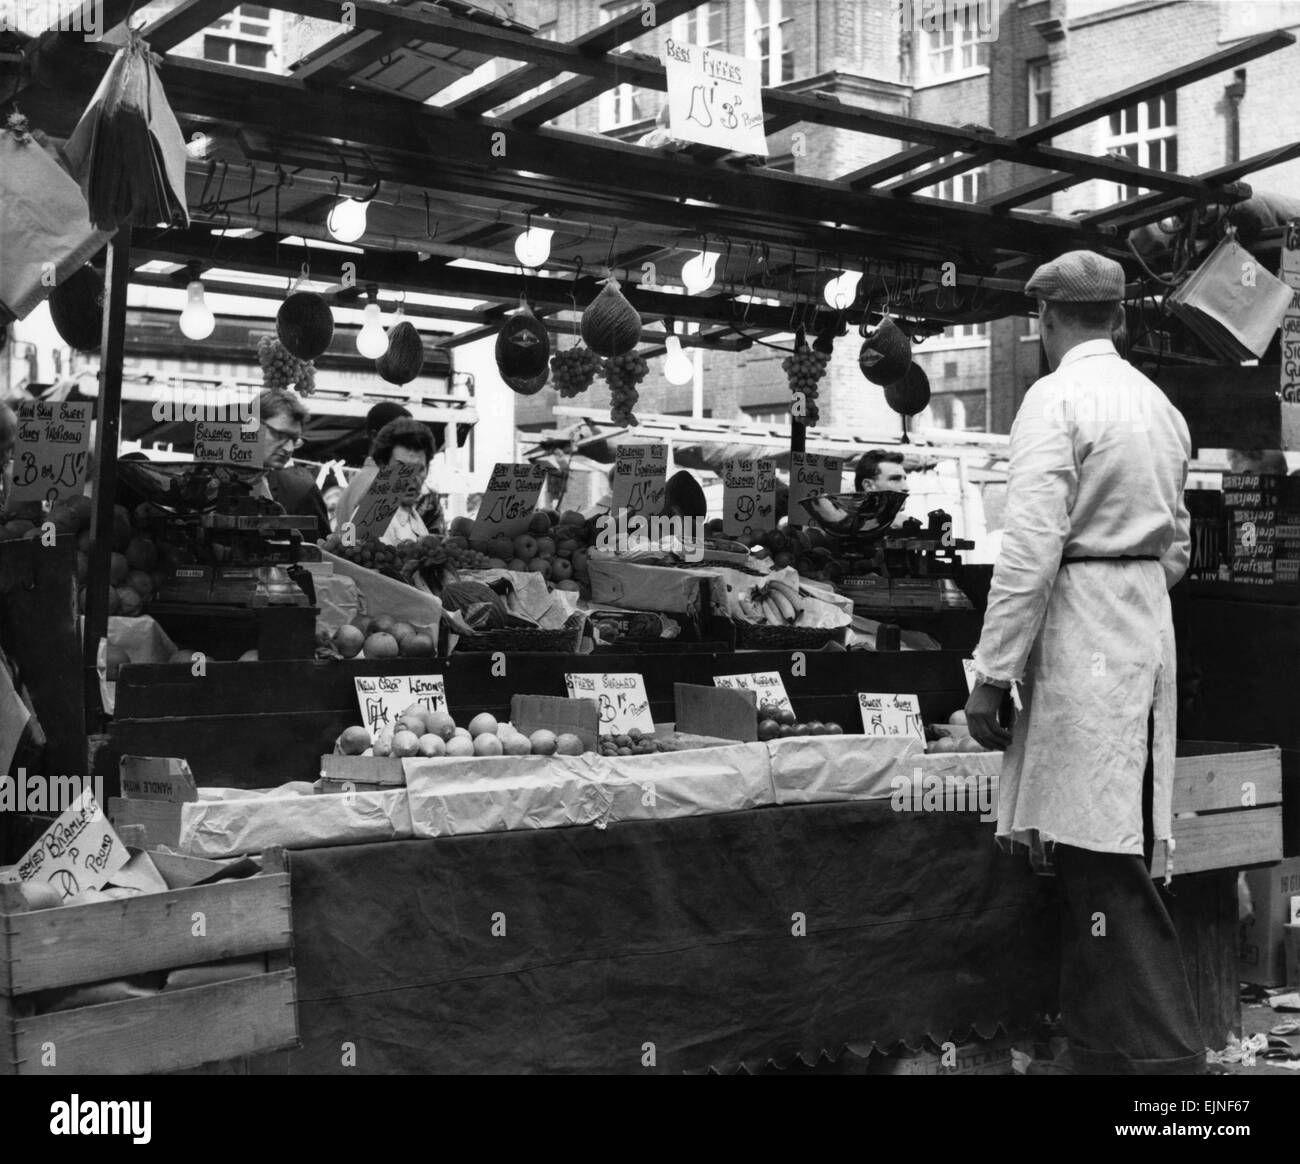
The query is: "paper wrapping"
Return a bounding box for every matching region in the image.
[460,568,576,628]
[178,789,413,857]
[96,614,179,715]
[766,734,921,805]
[587,557,727,615]
[601,742,774,823]
[405,754,613,838]
[318,547,441,637]
[306,568,362,635]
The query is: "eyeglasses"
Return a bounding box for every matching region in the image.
[263,422,305,450]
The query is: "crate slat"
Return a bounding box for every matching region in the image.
[8,970,297,1075]
[1150,807,1284,878]
[2,874,290,995]
[1173,745,1282,813]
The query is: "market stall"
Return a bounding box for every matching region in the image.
[0,2,1294,1074]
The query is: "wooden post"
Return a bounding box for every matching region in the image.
[83,228,132,730]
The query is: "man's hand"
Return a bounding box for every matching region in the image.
[965,682,1013,751]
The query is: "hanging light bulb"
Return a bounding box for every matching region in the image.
[178,278,215,340]
[356,293,388,359]
[514,225,554,269]
[823,270,862,311]
[663,334,695,385]
[681,248,718,295]
[327,197,369,244]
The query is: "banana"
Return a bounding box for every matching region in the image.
[768,589,798,624]
[760,596,785,626]
[739,594,765,622]
[766,579,804,614]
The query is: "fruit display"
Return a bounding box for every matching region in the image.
[377,319,425,386]
[603,350,649,426]
[735,577,806,626]
[753,526,844,584]
[923,709,992,753]
[257,333,316,394]
[331,615,436,660]
[580,276,642,359]
[551,345,603,398]
[340,704,593,760]
[782,339,830,427]
[755,701,844,741]
[276,290,335,360]
[597,727,670,757]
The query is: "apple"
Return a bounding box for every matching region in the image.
[757,718,780,741]
[507,558,528,572]
[528,512,552,537]
[551,558,574,582]
[489,534,515,561]
[535,537,556,559]
[526,558,551,577]
[512,534,538,562]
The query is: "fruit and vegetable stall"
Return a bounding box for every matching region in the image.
[1,6,1294,1073]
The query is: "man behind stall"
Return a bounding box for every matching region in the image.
[964,250,1203,1076]
[254,388,331,542]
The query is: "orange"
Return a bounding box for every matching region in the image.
[333,625,364,658]
[363,632,400,659]
[555,732,584,756]
[338,726,372,755]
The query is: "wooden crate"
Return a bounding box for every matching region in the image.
[1150,742,1284,877]
[1,848,297,1075]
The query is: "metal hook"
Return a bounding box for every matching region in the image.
[197,159,217,212]
[604,226,620,277]
[246,163,259,218]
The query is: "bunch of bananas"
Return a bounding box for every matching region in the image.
[738,578,804,625]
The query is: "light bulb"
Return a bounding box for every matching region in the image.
[681,249,718,295]
[514,226,553,268]
[663,335,694,385]
[357,301,388,359]
[823,270,861,310]
[327,197,369,243]
[178,280,215,340]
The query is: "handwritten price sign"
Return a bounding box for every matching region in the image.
[1281,219,1300,450]
[721,456,777,540]
[788,453,844,526]
[662,39,767,156]
[857,693,925,743]
[349,460,425,543]
[564,672,654,735]
[194,419,263,469]
[353,673,447,736]
[472,462,549,540]
[610,442,667,517]
[10,401,93,507]
[14,789,129,900]
[713,671,792,714]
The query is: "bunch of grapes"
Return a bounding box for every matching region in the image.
[781,345,830,426]
[444,542,493,570]
[603,350,649,426]
[258,335,317,395]
[551,346,603,398]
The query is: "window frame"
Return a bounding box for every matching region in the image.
[746,0,795,87]
[1027,59,1051,127]
[920,154,989,203]
[1099,93,1178,202]
[599,2,662,130]
[919,9,991,83]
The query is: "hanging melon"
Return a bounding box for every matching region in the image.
[858,316,912,386]
[495,303,550,380]
[884,364,931,416]
[276,291,334,360]
[580,277,642,358]
[377,320,425,385]
[48,265,105,352]
[504,368,550,396]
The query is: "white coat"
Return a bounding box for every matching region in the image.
[972,339,1191,879]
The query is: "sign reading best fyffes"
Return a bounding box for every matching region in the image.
[662,38,767,156]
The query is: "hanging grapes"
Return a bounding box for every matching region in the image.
[258,334,317,394]
[603,350,649,426]
[781,327,829,426]
[550,346,603,398]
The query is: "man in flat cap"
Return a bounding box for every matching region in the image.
[964,250,1202,1074]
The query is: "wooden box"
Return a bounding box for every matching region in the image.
[0,848,297,1075]
[1149,742,1284,877]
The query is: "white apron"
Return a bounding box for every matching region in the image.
[998,558,1178,878]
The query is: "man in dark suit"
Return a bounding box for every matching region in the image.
[255,388,330,542]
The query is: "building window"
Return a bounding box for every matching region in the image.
[1102,94,1177,201]
[922,155,988,202]
[947,322,988,342]
[203,4,274,70]
[1028,60,1051,126]
[674,1,725,49]
[922,9,990,80]
[743,407,792,425]
[600,3,661,129]
[746,0,794,86]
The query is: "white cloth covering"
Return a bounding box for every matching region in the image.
[972,339,1191,878]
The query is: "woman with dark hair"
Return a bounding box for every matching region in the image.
[338,417,438,546]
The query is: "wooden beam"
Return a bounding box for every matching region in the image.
[262,0,1245,201]
[143,0,240,53]
[839,145,952,190]
[982,173,1081,213]
[83,229,131,729]
[885,149,997,197]
[505,74,614,128]
[1018,30,1296,147]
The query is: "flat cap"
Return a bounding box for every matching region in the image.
[1025,249,1124,302]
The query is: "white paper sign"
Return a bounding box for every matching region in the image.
[15,790,129,900]
[789,453,843,525]
[1280,219,1300,451]
[354,673,448,736]
[9,400,93,507]
[713,671,792,714]
[857,692,925,743]
[349,460,425,542]
[194,418,263,468]
[564,672,654,735]
[610,442,668,516]
[472,462,549,539]
[721,456,777,539]
[663,39,768,156]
